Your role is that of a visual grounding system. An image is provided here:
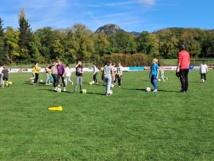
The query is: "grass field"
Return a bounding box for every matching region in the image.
[1,70,214,161]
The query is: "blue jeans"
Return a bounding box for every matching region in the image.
[104,74,112,94]
[151,75,158,90]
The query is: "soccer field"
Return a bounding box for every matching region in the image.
[1,70,214,160]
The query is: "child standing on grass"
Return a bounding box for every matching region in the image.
[149,58,159,92]
[73,60,84,94]
[1,65,9,87]
[45,64,51,85]
[65,64,73,86]
[33,62,40,85]
[114,62,123,87]
[200,60,208,82]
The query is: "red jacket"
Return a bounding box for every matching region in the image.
[178,50,190,69]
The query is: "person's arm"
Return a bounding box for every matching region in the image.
[206,65,208,73]
[156,68,159,79]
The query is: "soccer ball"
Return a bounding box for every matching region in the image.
[158,79,161,82]
[200,79,205,83]
[57,88,62,92]
[82,89,87,94]
[109,90,113,95]
[111,84,114,88]
[92,81,95,84]
[8,81,12,85]
[40,79,43,83]
[89,82,92,85]
[146,87,151,92]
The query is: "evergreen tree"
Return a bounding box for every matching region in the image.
[18,8,33,64]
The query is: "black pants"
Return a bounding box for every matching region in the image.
[57,74,66,87]
[179,69,189,92]
[114,74,122,86]
[34,73,39,84]
[52,74,58,87]
[201,73,206,80]
[93,72,98,83]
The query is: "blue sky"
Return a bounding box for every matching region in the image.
[0,0,213,32]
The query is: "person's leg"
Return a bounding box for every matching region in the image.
[79,76,83,92]
[204,73,206,81]
[34,73,39,84]
[106,75,111,95]
[118,75,122,86]
[46,73,50,85]
[152,75,158,92]
[184,70,189,92]
[74,76,79,93]
[94,72,98,83]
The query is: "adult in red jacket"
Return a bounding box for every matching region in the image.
[177,45,190,93]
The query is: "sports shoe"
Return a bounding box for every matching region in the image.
[63,88,66,92]
[153,89,158,92]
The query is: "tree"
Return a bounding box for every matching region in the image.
[68,24,94,61]
[35,27,54,62]
[180,29,201,58]
[4,27,20,64]
[18,7,33,63]
[0,18,5,64]
[108,31,136,54]
[156,29,179,58]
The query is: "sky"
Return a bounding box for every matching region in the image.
[0,0,213,33]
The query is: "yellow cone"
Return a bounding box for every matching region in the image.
[48,106,63,111]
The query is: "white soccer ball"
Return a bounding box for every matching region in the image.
[40,79,43,83]
[109,90,113,95]
[146,87,151,92]
[111,84,114,88]
[92,81,95,84]
[57,88,62,92]
[158,79,161,82]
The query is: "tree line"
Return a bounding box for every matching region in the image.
[1,8,214,66]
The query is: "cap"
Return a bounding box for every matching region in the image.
[180,45,185,50]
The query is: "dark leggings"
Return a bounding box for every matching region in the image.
[34,73,39,83]
[52,74,58,87]
[57,74,66,87]
[93,72,98,83]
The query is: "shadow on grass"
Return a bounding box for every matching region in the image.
[122,87,178,93]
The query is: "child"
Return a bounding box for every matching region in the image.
[200,60,208,82]
[28,64,35,83]
[159,66,168,82]
[149,58,159,92]
[65,64,73,86]
[33,62,40,85]
[1,65,9,87]
[45,64,51,85]
[114,62,123,87]
[92,63,99,84]
[73,60,84,94]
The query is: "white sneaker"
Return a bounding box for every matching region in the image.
[153,89,158,92]
[63,88,66,92]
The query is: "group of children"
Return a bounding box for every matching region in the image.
[1,59,209,94]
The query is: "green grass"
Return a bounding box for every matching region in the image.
[1,70,214,160]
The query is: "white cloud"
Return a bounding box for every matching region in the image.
[135,0,156,6]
